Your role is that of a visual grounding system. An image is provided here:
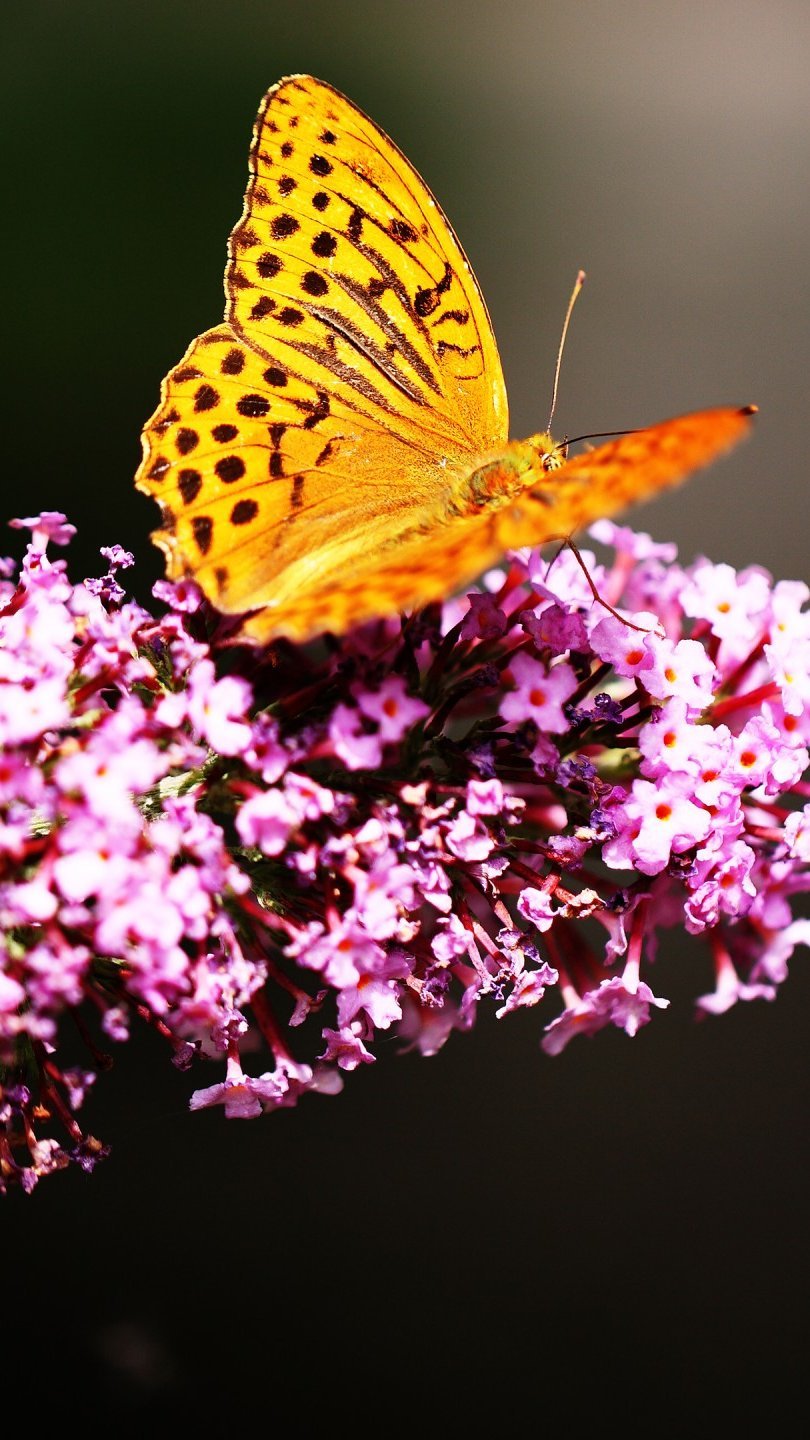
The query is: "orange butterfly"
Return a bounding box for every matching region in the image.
[136,75,755,644]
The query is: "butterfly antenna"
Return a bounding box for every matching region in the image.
[565,429,637,446]
[547,269,586,433]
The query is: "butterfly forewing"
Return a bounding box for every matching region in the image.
[226,75,508,451]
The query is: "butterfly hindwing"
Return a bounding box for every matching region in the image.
[137,323,474,629]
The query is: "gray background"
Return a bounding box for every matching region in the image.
[5,1,809,1424]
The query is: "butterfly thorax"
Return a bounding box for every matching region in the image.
[460,433,562,514]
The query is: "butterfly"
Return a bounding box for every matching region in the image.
[136,74,755,644]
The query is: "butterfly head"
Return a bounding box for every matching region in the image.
[531,434,569,473]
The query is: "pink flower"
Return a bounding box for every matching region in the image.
[603,774,712,876]
[243,715,289,783]
[685,839,757,933]
[521,602,588,654]
[349,857,419,939]
[293,918,387,989]
[167,658,253,755]
[337,962,406,1029]
[355,675,430,741]
[461,591,508,640]
[236,787,299,856]
[750,919,810,985]
[643,636,716,710]
[431,913,476,963]
[517,886,557,933]
[696,945,776,1015]
[496,963,558,1017]
[10,511,77,547]
[444,809,495,861]
[680,560,771,658]
[329,702,384,770]
[590,611,657,677]
[4,878,58,923]
[542,974,669,1054]
[466,778,507,816]
[784,806,810,860]
[0,968,26,1015]
[190,1054,310,1118]
[319,1023,376,1069]
[499,652,577,732]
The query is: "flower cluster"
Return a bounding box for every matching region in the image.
[2,512,808,1191]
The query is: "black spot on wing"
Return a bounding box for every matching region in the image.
[231,498,259,526]
[271,214,299,239]
[175,428,199,455]
[215,456,246,484]
[257,253,283,279]
[179,470,202,505]
[193,385,218,412]
[221,349,246,375]
[192,515,213,555]
[414,263,453,319]
[237,394,270,419]
[312,231,337,258]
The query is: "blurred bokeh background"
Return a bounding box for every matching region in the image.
[5,0,809,1424]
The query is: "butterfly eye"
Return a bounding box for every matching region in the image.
[542,445,567,473]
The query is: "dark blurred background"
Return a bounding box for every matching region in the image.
[5,0,809,1424]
